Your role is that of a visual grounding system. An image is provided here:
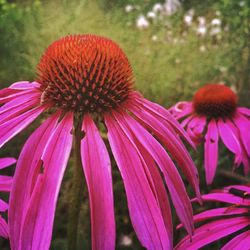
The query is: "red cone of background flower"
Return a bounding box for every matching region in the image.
[176,185,250,249]
[0,157,16,238]
[0,35,200,250]
[170,83,250,184]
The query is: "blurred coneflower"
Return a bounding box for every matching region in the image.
[176,185,250,249]
[0,34,200,250]
[170,83,250,184]
[0,157,16,239]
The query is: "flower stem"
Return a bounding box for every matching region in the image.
[67,115,84,250]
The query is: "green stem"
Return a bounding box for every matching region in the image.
[67,115,84,250]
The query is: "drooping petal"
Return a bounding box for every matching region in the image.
[168,102,193,119]
[0,175,12,192]
[130,93,195,147]
[186,116,206,144]
[128,103,201,200]
[135,142,173,243]
[0,199,8,212]
[0,157,16,170]
[0,105,45,148]
[0,215,8,239]
[222,230,250,250]
[0,83,40,104]
[105,114,171,250]
[81,114,115,250]
[20,112,73,250]
[204,119,219,184]
[0,95,40,125]
[225,185,250,194]
[9,81,40,90]
[238,107,250,117]
[175,217,249,250]
[233,112,250,157]
[217,118,242,166]
[198,193,250,206]
[177,207,249,229]
[9,112,60,250]
[112,112,173,245]
[113,111,193,236]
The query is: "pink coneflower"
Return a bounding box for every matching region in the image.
[176,185,250,249]
[0,157,16,238]
[170,83,250,184]
[0,35,200,250]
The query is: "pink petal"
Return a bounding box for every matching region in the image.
[0,93,40,125]
[9,81,40,90]
[81,115,115,250]
[0,87,39,104]
[131,94,195,148]
[168,102,193,119]
[112,111,194,236]
[177,207,248,229]
[9,112,60,250]
[217,118,242,165]
[20,112,73,250]
[128,104,201,201]
[233,112,250,157]
[0,215,8,239]
[0,199,8,212]
[0,157,16,170]
[222,230,250,250]
[204,119,219,184]
[135,143,173,243]
[0,105,45,148]
[0,175,12,192]
[186,116,206,143]
[238,107,250,117]
[105,114,171,250]
[199,193,250,206]
[225,185,250,194]
[175,217,249,250]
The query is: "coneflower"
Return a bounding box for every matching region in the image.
[0,35,200,250]
[176,185,250,249]
[170,83,250,184]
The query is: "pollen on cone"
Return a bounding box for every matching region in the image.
[37,34,134,113]
[193,84,238,118]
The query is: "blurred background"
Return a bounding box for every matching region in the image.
[0,0,249,249]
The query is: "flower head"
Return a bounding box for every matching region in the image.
[176,185,250,249]
[0,157,16,239]
[170,83,250,184]
[0,34,200,250]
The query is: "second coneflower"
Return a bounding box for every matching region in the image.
[0,35,200,250]
[170,83,250,184]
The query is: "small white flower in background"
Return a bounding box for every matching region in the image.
[215,10,221,16]
[239,1,245,7]
[199,45,206,52]
[197,16,206,25]
[197,25,207,36]
[230,84,238,93]
[197,16,207,36]
[219,66,227,73]
[136,15,150,30]
[210,27,221,36]
[147,11,157,20]
[153,3,163,13]
[120,235,133,246]
[151,35,158,42]
[164,0,181,16]
[125,5,133,13]
[183,9,194,26]
[184,14,193,26]
[211,18,221,26]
